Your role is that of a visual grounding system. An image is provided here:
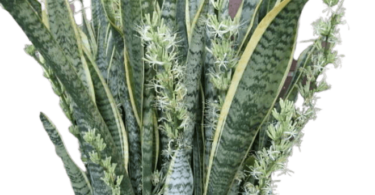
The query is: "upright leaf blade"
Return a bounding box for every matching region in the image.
[236,0,262,52]
[0,2,133,194]
[40,113,92,195]
[183,0,208,157]
[163,148,194,195]
[205,0,308,194]
[121,0,144,126]
[45,0,95,101]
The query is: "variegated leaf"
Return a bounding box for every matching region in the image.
[141,65,155,195]
[205,0,308,194]
[45,0,95,101]
[121,0,144,126]
[84,51,129,172]
[236,0,262,52]
[0,2,132,194]
[163,148,194,195]
[40,113,92,195]
[183,0,208,158]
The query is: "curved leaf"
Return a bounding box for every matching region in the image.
[204,0,308,194]
[0,2,132,194]
[45,0,95,101]
[85,51,129,172]
[40,113,92,195]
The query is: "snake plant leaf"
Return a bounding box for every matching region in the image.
[92,0,111,80]
[187,0,199,26]
[161,0,177,27]
[176,0,189,61]
[122,68,143,195]
[259,0,278,22]
[203,2,216,177]
[205,0,308,194]
[85,51,129,171]
[285,45,315,101]
[121,0,144,126]
[29,0,41,16]
[183,0,208,156]
[193,122,204,195]
[40,113,93,195]
[141,67,156,195]
[236,0,262,52]
[153,113,160,170]
[0,2,133,194]
[45,0,95,101]
[79,0,97,57]
[163,148,194,195]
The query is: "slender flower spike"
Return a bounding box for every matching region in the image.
[0,0,345,194]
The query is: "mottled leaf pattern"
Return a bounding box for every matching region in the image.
[121,0,144,126]
[0,2,133,195]
[183,0,208,157]
[236,0,262,51]
[0,0,323,194]
[45,0,95,100]
[205,0,307,194]
[163,148,194,195]
[40,113,92,195]
[85,52,129,172]
[141,67,155,195]
[161,0,177,28]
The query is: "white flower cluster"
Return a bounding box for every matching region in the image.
[243,2,346,194]
[84,129,123,195]
[140,12,189,141]
[206,0,239,100]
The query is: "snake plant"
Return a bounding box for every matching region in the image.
[0,0,344,194]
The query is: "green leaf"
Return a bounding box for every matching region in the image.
[258,0,278,22]
[236,0,262,52]
[29,0,41,16]
[141,67,155,195]
[183,0,208,157]
[40,113,92,195]
[0,2,131,194]
[176,0,189,61]
[161,0,177,28]
[85,50,129,173]
[204,0,308,194]
[193,123,204,195]
[187,0,199,26]
[203,1,215,178]
[285,45,315,101]
[163,148,194,195]
[121,0,144,126]
[45,0,95,101]
[153,112,160,171]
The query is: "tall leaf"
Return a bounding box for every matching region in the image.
[85,51,129,172]
[40,113,92,195]
[141,67,156,195]
[236,0,262,52]
[121,0,144,126]
[0,1,133,194]
[204,0,308,194]
[183,0,208,158]
[45,0,95,101]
